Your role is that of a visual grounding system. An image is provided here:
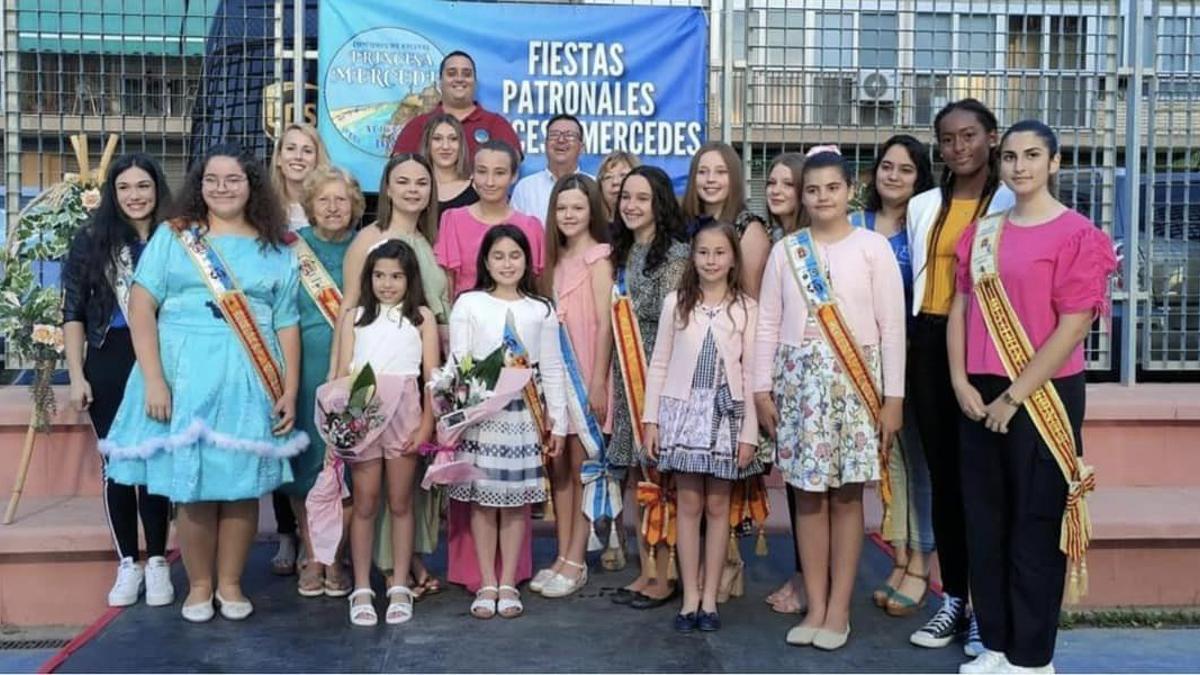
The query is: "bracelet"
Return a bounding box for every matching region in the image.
[1001,391,1021,407]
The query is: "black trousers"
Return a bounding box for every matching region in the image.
[86,328,170,560]
[960,373,1083,668]
[910,314,970,599]
[273,491,297,536]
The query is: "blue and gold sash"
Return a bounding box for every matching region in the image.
[175,222,285,402]
[783,229,891,516]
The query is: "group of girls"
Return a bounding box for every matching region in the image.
[63,96,1114,672]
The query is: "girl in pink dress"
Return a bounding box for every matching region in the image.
[435,140,540,593]
[528,175,613,599]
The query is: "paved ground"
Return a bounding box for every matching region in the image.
[11,535,1200,673]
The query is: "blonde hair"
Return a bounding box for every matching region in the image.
[301,165,365,228]
[271,123,331,204]
[681,142,746,224]
[597,151,641,184]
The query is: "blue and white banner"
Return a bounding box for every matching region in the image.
[318,0,707,191]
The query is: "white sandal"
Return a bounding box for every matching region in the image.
[530,557,565,594]
[385,585,414,625]
[541,559,589,598]
[497,584,523,618]
[348,588,377,627]
[470,585,498,619]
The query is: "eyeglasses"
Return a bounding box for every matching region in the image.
[546,131,581,142]
[202,175,247,190]
[602,172,630,185]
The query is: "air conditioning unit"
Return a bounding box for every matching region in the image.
[857,70,898,103]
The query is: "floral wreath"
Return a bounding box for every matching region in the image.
[0,134,117,430]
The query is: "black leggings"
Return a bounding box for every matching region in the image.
[910,314,970,599]
[960,373,1083,667]
[87,328,170,560]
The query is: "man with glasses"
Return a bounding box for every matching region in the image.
[511,114,588,224]
[391,50,521,161]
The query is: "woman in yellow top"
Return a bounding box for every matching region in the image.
[904,99,1013,655]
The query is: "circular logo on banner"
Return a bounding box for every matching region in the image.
[323,27,443,157]
[473,128,490,145]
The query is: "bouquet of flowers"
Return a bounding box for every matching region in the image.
[421,345,533,489]
[316,363,386,455]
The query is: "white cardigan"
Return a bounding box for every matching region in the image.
[905,184,1015,317]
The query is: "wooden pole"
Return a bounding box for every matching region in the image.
[3,412,38,525]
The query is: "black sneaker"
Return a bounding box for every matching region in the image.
[910,594,967,648]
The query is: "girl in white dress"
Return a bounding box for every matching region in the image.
[447,224,567,619]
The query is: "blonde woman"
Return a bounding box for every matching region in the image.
[597,151,641,224]
[271,123,331,231]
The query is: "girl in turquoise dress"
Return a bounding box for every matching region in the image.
[100,145,307,623]
[279,167,360,598]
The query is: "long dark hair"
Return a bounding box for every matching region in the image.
[170,144,286,246]
[355,239,427,329]
[675,219,750,330]
[863,135,935,213]
[611,165,684,278]
[473,224,553,315]
[930,99,1002,235]
[81,153,171,299]
[541,174,609,297]
[374,153,440,244]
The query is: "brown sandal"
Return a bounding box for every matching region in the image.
[297,562,325,597]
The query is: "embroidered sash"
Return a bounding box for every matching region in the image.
[611,267,649,450]
[501,309,548,441]
[175,224,286,402]
[286,232,342,328]
[557,321,606,458]
[783,229,892,516]
[970,211,1094,602]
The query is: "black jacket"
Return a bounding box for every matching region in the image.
[61,226,140,348]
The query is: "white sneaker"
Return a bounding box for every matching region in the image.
[959,650,1010,674]
[144,556,175,606]
[1008,663,1055,674]
[107,557,144,607]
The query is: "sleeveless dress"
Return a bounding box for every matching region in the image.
[281,227,350,497]
[553,243,613,433]
[100,226,307,502]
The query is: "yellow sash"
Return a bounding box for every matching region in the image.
[175,222,286,402]
[970,211,1094,603]
[782,230,892,522]
[287,233,342,328]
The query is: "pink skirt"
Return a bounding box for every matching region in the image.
[315,374,422,463]
[446,500,533,592]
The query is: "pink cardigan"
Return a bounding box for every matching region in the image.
[643,291,759,446]
[753,228,906,398]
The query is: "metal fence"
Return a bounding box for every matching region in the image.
[3,0,1198,382]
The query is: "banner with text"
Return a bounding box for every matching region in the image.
[318,0,707,191]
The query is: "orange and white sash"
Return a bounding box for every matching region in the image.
[286,232,342,328]
[783,229,892,517]
[970,211,1094,602]
[611,266,649,450]
[175,222,285,402]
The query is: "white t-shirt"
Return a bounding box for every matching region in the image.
[448,291,567,436]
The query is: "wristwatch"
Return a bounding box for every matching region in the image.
[1001,391,1021,407]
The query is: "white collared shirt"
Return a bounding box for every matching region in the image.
[510,167,592,227]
